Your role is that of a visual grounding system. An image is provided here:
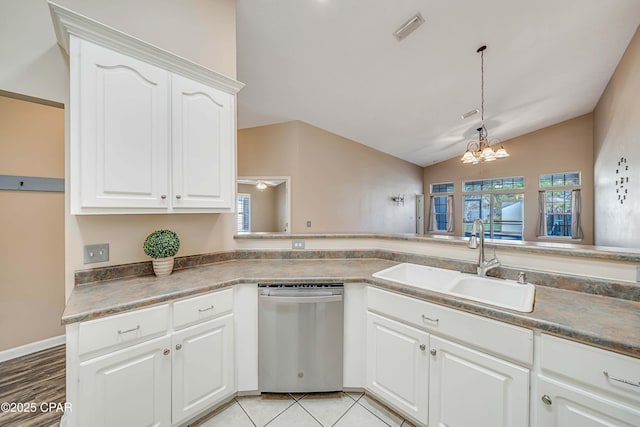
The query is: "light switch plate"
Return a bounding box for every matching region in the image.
[292,240,305,250]
[84,243,109,264]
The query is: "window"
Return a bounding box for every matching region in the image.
[463,177,524,240]
[427,182,454,232]
[537,172,582,239]
[237,194,251,232]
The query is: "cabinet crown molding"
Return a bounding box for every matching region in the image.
[48,1,244,95]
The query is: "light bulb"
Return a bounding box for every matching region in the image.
[494,147,510,158]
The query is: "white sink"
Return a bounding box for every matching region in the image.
[448,276,536,313]
[373,263,535,313]
[372,263,462,292]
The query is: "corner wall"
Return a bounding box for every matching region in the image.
[0,96,65,350]
[594,25,640,248]
[238,121,424,233]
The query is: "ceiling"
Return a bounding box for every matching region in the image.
[236,0,640,167]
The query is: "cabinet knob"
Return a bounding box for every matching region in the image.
[541,395,552,405]
[176,344,182,350]
[176,195,182,199]
[419,344,426,351]
[163,349,170,356]
[161,195,167,199]
[430,349,437,356]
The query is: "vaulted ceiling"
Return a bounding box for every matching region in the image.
[236,0,640,167]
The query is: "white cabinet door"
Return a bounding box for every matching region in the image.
[78,335,172,427]
[429,336,530,427]
[75,38,170,211]
[171,74,235,211]
[172,314,235,424]
[366,311,429,424]
[536,376,640,427]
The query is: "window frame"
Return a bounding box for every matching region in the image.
[538,171,582,240]
[236,193,251,233]
[428,182,454,234]
[462,176,525,241]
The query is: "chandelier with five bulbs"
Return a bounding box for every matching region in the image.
[461,45,509,164]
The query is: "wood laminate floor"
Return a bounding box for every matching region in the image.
[0,345,66,427]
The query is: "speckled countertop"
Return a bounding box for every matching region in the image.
[63,258,640,359]
[235,232,640,262]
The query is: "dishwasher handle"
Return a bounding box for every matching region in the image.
[259,294,343,304]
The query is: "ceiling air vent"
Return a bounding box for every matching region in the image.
[393,12,425,41]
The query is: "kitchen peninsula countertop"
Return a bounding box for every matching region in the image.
[63,258,640,359]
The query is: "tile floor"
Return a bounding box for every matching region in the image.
[191,392,416,427]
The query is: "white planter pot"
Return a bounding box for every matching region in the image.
[152,256,175,277]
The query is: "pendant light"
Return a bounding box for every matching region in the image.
[461,45,509,164]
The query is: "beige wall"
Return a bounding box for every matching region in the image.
[594,26,640,248]
[238,184,278,232]
[0,96,65,350]
[238,121,424,233]
[423,114,594,244]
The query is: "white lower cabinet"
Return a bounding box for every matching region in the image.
[67,290,235,427]
[534,334,640,427]
[429,336,530,427]
[172,314,234,425]
[365,286,533,427]
[366,311,429,423]
[78,335,172,427]
[536,376,640,427]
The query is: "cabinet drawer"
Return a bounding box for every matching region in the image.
[541,334,640,402]
[78,304,170,356]
[367,286,533,365]
[173,289,233,329]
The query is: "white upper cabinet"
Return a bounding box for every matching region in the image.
[171,75,234,210]
[75,39,171,211]
[50,3,243,214]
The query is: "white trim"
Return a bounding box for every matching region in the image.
[0,335,65,363]
[48,2,244,95]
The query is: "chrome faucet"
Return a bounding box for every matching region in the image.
[468,218,501,276]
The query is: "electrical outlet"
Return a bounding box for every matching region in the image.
[84,243,109,264]
[306,221,312,228]
[292,240,305,250]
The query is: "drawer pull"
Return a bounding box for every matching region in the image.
[421,314,439,323]
[603,370,640,387]
[198,305,215,313]
[117,325,140,335]
[541,395,552,405]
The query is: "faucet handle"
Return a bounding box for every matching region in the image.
[517,272,527,284]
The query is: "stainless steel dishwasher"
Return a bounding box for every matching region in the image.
[258,283,344,393]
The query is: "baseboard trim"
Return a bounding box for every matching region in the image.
[0,335,65,363]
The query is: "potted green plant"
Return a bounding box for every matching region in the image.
[143,229,180,277]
